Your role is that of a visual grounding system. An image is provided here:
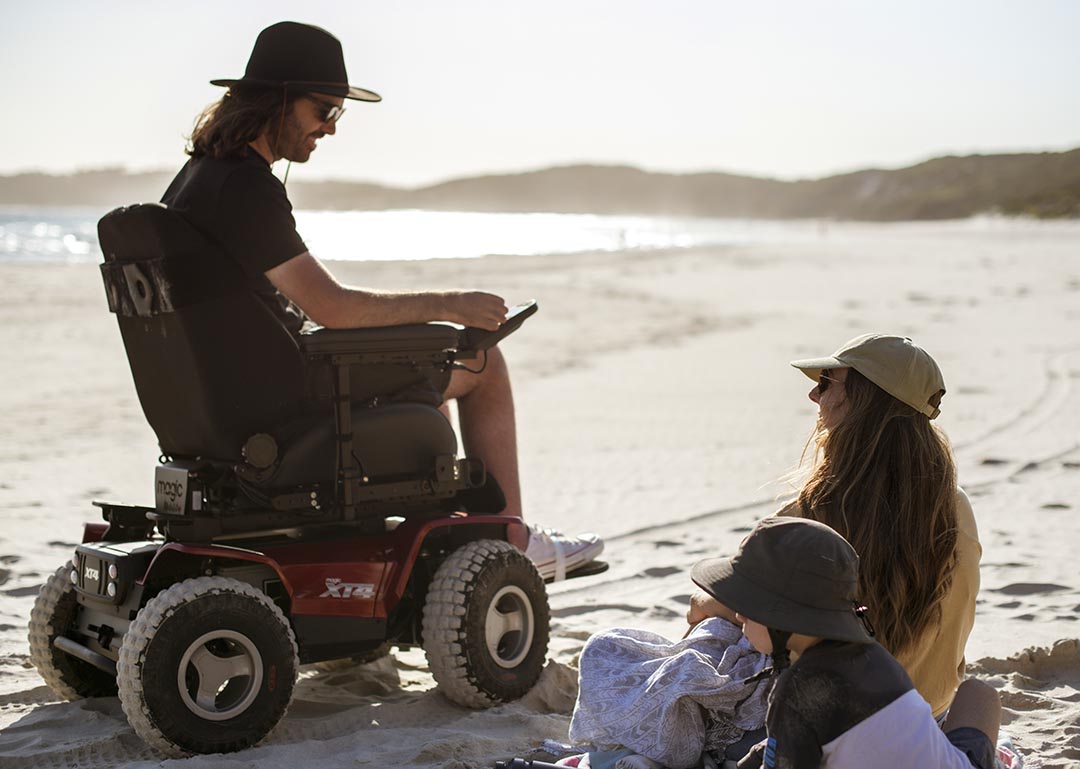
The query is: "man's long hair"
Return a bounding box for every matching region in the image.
[795,368,958,658]
[187,87,298,159]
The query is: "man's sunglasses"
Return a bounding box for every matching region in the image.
[308,95,346,124]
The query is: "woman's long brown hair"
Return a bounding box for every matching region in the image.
[187,87,297,160]
[796,368,958,657]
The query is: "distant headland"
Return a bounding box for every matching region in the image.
[1,148,1077,220]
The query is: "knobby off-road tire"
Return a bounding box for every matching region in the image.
[28,561,118,699]
[116,577,299,756]
[422,539,550,708]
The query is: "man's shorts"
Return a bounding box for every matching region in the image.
[349,362,452,407]
[307,359,452,410]
[945,727,996,769]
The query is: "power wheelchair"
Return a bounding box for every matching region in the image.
[28,203,552,756]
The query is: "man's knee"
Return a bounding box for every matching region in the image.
[446,344,509,401]
[481,344,509,379]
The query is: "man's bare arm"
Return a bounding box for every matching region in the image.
[266,252,507,330]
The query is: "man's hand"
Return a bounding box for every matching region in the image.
[441,291,507,331]
[687,589,739,626]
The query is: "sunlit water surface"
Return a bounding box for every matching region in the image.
[0,207,831,264]
[2,206,1075,265]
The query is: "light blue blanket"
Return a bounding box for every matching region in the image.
[569,618,771,769]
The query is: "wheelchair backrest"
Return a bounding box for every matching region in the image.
[98,204,306,461]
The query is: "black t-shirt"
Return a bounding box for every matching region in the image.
[763,641,914,769]
[161,148,308,335]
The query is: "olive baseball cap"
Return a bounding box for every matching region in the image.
[790,333,946,419]
[691,517,874,644]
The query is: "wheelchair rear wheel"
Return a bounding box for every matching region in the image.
[422,539,550,707]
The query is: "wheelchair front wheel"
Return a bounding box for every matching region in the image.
[28,561,118,700]
[117,577,298,756]
[422,539,550,708]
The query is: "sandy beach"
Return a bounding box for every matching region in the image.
[1,219,1078,768]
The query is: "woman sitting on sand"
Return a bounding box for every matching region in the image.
[689,333,981,720]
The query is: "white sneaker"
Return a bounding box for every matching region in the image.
[525,525,604,582]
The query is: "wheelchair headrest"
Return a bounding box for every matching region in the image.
[98,204,249,318]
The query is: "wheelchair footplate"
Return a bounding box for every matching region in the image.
[547,559,609,583]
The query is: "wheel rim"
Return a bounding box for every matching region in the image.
[484,585,535,669]
[177,629,264,721]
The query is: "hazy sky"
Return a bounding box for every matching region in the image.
[2,1,1078,187]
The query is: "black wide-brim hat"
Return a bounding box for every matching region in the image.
[691,517,874,644]
[211,21,381,102]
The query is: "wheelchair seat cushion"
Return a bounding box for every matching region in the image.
[269,402,458,488]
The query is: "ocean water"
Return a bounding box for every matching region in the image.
[0,206,830,264]
[6,206,1072,265]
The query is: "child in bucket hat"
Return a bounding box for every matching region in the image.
[692,517,1000,769]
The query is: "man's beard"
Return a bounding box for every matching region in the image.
[275,112,321,163]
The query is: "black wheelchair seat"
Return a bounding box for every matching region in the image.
[98,203,499,538]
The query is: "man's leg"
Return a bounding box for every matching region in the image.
[443,346,603,580]
[444,346,522,518]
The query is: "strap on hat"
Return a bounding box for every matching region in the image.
[741,627,793,685]
[767,628,793,673]
[926,389,944,420]
[853,601,876,637]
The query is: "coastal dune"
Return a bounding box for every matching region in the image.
[1,219,1078,767]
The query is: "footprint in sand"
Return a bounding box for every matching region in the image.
[651,540,683,548]
[1000,689,1051,710]
[992,583,1071,596]
[640,566,682,578]
[551,603,647,618]
[648,606,681,619]
[980,458,1010,466]
[1042,503,1071,510]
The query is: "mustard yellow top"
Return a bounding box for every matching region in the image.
[777,487,981,717]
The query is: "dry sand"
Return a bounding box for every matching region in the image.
[1,218,1079,767]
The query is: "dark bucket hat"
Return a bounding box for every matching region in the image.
[211,21,381,102]
[691,517,873,644]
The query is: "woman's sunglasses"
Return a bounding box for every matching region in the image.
[308,95,346,124]
[818,371,843,393]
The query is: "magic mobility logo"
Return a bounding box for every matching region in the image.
[157,479,185,505]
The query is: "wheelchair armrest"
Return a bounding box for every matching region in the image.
[300,323,462,358]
